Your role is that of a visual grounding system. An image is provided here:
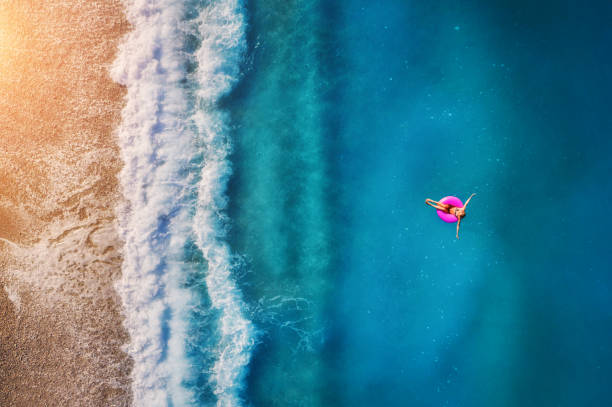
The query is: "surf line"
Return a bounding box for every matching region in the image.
[192,0,256,405]
[111,1,198,405]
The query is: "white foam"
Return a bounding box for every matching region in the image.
[111,1,196,405]
[192,1,256,406]
[112,0,254,405]
[3,283,21,312]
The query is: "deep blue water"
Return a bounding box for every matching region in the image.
[222,0,612,405]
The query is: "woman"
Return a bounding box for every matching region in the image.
[425,193,476,238]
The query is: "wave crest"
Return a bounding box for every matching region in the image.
[112,0,254,405]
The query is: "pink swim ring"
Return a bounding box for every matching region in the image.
[437,196,463,223]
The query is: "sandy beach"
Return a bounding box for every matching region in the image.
[0,1,132,405]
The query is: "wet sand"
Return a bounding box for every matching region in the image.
[0,1,132,405]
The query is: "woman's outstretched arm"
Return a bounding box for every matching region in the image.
[456,216,461,239]
[463,193,476,208]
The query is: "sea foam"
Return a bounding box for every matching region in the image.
[112,0,253,405]
[192,2,255,406]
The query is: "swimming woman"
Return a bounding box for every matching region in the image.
[425,193,476,238]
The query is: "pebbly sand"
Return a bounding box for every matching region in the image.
[0,1,132,405]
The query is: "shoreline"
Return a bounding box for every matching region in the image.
[0,1,132,405]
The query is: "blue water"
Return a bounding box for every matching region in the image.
[114,0,612,405]
[223,0,612,406]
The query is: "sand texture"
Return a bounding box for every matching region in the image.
[0,1,132,405]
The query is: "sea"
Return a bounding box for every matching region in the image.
[113,0,612,406]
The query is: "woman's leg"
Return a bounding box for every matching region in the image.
[425,199,449,212]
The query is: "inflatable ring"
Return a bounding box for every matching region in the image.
[437,196,463,223]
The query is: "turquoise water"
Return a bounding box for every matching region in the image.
[112,0,612,405]
[222,0,612,406]
[226,1,335,404]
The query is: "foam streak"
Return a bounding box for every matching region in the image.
[193,1,255,406]
[112,1,195,405]
[112,0,254,405]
